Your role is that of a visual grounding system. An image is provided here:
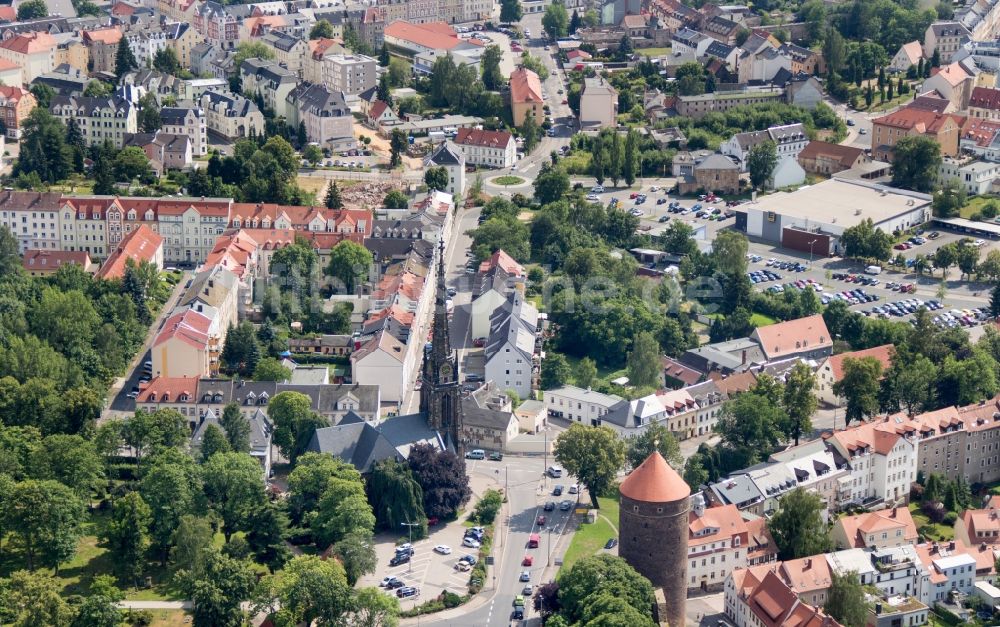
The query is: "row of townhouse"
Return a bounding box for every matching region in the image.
[707,395,1000,521]
[726,497,1000,627]
[350,192,455,404]
[376,0,495,26]
[0,191,371,262]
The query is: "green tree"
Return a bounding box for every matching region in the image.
[956,242,980,280]
[268,391,331,465]
[366,458,425,532]
[782,361,817,445]
[313,483,375,548]
[115,35,138,79]
[17,0,47,20]
[626,331,661,388]
[518,51,549,80]
[2,569,74,627]
[714,388,786,469]
[424,166,450,191]
[201,452,266,542]
[520,112,540,154]
[219,401,251,453]
[138,92,161,133]
[712,230,749,275]
[675,62,707,96]
[139,452,202,564]
[541,352,572,389]
[747,140,778,190]
[5,479,85,571]
[558,555,655,625]
[199,424,231,462]
[185,550,256,627]
[378,44,390,67]
[310,20,334,39]
[626,423,682,470]
[768,487,832,560]
[481,44,504,91]
[287,453,363,524]
[892,135,941,192]
[500,0,523,24]
[245,501,290,571]
[825,571,868,627]
[254,555,352,626]
[660,220,698,257]
[169,514,214,574]
[389,129,406,168]
[622,129,639,186]
[83,80,113,97]
[683,454,710,491]
[574,357,598,389]
[326,239,373,294]
[331,532,378,586]
[303,144,323,166]
[72,575,125,627]
[29,83,55,109]
[33,434,103,499]
[324,181,343,209]
[103,491,151,585]
[533,166,570,204]
[377,72,392,107]
[833,356,883,425]
[14,108,72,184]
[221,321,261,377]
[468,215,530,262]
[153,46,181,74]
[933,180,966,218]
[114,146,151,181]
[383,189,409,209]
[554,424,626,508]
[253,357,292,382]
[233,41,275,68]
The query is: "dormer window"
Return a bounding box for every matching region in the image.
[127,210,136,220]
[162,392,170,402]
[179,393,189,402]
[148,393,156,402]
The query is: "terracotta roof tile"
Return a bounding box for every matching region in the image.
[825,344,894,381]
[620,451,690,503]
[751,314,831,360]
[96,224,163,280]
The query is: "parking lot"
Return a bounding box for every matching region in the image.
[358,518,484,610]
[581,181,739,238]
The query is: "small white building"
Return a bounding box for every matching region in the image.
[454,128,516,169]
[938,156,1000,195]
[545,385,623,426]
[891,41,924,73]
[579,76,618,129]
[159,106,207,157]
[424,141,466,197]
[483,291,538,399]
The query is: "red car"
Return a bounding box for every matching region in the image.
[472,337,486,347]
[536,515,547,526]
[893,243,910,250]
[522,555,533,567]
[629,192,639,199]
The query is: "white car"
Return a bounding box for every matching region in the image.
[380,576,400,587]
[591,185,604,193]
[586,193,600,201]
[462,537,481,549]
[434,544,452,555]
[519,570,531,582]
[975,239,986,247]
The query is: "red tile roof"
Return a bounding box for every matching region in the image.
[455,127,514,149]
[478,249,523,277]
[153,308,212,350]
[509,67,543,105]
[82,27,124,45]
[873,107,962,134]
[751,314,831,360]
[619,451,690,503]
[22,249,91,273]
[661,356,704,386]
[689,504,748,547]
[96,224,163,280]
[825,344,894,382]
[384,20,462,51]
[0,6,15,20]
[797,141,867,169]
[137,376,200,403]
[971,86,1000,111]
[0,31,55,54]
[835,508,918,548]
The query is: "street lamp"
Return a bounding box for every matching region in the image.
[808,239,818,265]
[401,520,420,574]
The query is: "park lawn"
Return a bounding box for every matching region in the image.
[145,610,194,627]
[560,496,620,574]
[960,196,1000,219]
[750,312,777,326]
[637,47,671,57]
[909,502,954,542]
[493,175,524,186]
[561,353,626,386]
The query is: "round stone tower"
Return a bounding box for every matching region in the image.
[618,451,690,627]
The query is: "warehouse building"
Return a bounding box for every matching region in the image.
[733,178,932,257]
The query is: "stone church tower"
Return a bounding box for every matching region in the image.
[619,451,690,627]
[419,238,464,456]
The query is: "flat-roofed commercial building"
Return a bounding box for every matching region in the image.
[734,178,932,257]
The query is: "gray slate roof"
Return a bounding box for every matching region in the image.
[306,411,444,473]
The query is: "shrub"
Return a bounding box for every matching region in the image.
[943,511,958,525]
[473,489,504,525]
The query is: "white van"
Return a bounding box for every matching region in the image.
[864,265,882,275]
[547,465,563,478]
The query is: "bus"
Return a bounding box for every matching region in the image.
[528,533,540,548]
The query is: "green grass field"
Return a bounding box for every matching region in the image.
[960,196,1000,219]
[493,175,525,186]
[637,47,671,57]
[560,496,620,574]
[909,502,954,542]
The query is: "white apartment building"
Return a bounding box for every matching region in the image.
[322,54,377,95]
[60,198,111,257]
[155,199,232,264]
[240,59,297,114]
[285,83,353,149]
[50,96,138,148]
[825,420,917,509]
[159,107,208,157]
[0,191,63,253]
[126,30,169,67]
[545,385,623,426]
[579,76,618,129]
[687,498,750,592]
[260,31,308,77]
[200,90,265,139]
[483,291,538,399]
[454,128,517,168]
[938,156,1000,195]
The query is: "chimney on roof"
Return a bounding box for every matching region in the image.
[804,558,811,569]
[949,541,956,550]
[891,507,897,518]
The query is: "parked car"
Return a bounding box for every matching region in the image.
[519,571,531,582]
[489,451,503,461]
[389,553,410,566]
[462,537,481,549]
[605,537,618,549]
[396,587,419,599]
[434,545,452,555]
